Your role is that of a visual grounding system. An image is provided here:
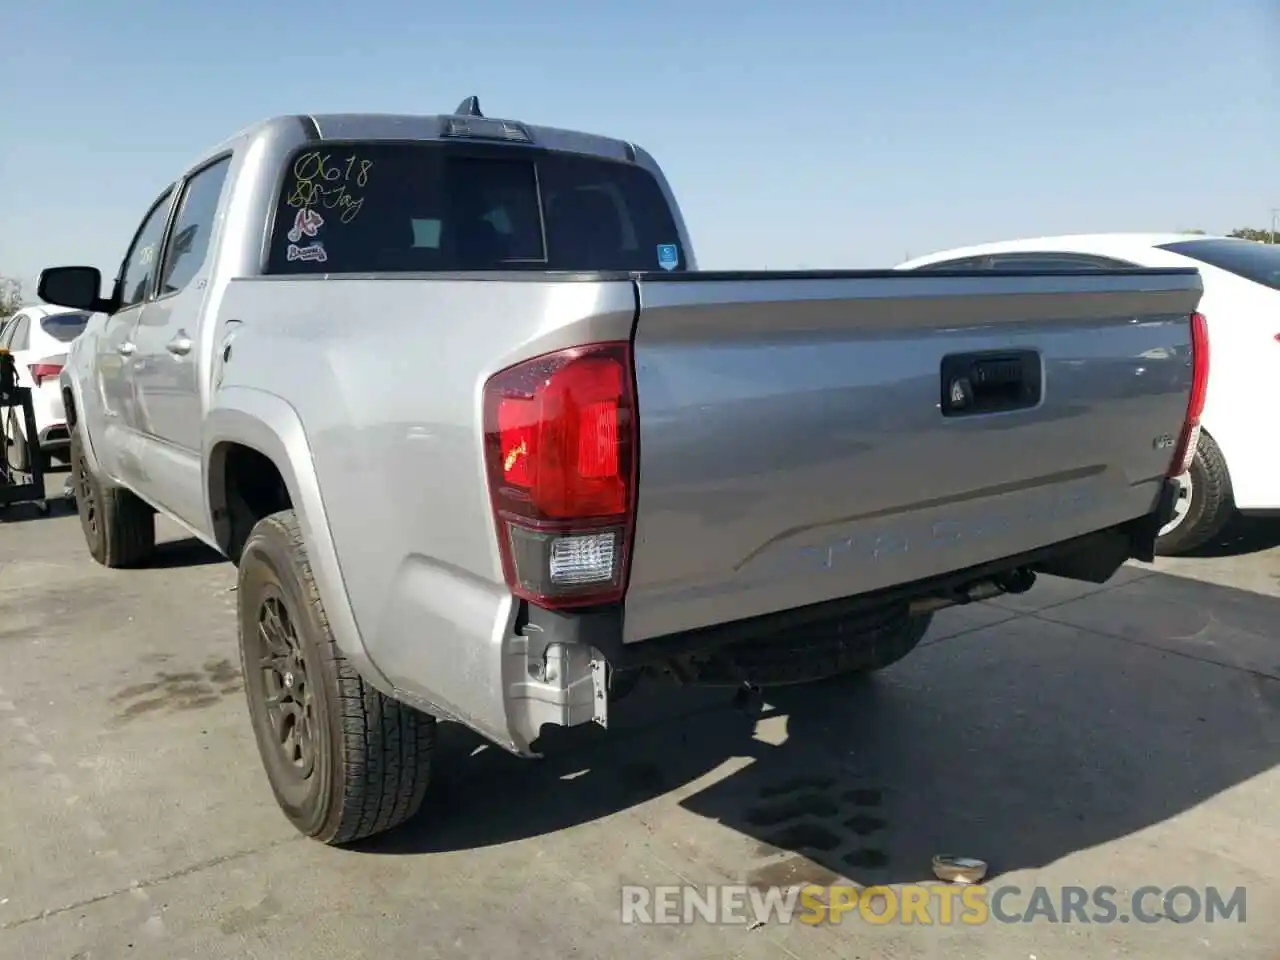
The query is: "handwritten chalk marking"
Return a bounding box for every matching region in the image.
[286,152,374,222]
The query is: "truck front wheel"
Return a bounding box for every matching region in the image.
[237,509,436,845]
[70,427,155,568]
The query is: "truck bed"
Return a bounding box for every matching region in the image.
[622,267,1202,641]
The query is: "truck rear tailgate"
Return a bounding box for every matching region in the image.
[623,269,1203,643]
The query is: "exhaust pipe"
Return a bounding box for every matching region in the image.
[907,568,1037,617]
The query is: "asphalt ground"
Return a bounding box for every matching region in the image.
[2,470,1277,958]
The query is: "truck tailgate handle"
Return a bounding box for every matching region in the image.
[940,350,1041,417]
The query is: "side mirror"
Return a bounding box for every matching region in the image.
[37,266,112,313]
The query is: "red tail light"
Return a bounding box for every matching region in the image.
[482,342,637,609]
[1168,311,1209,477]
[29,360,63,386]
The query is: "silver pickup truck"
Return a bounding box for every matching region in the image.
[38,98,1205,845]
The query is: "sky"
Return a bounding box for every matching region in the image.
[2,0,1276,292]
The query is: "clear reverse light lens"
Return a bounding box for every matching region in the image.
[549,532,617,585]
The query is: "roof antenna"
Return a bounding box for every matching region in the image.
[453,96,484,118]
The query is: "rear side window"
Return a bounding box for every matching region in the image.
[1158,237,1280,292]
[160,156,233,297]
[265,142,685,274]
[40,312,90,343]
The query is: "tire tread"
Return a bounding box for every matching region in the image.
[257,511,434,845]
[72,428,155,568]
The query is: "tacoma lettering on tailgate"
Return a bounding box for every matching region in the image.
[748,486,1097,580]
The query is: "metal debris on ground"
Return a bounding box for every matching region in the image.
[931,855,988,884]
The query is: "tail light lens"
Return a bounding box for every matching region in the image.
[1168,311,1209,477]
[482,342,638,609]
[29,359,64,386]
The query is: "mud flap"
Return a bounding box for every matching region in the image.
[1129,478,1180,563]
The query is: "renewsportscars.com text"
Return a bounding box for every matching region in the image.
[620,883,1247,927]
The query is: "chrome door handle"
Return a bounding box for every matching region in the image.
[166,336,192,357]
[117,341,136,357]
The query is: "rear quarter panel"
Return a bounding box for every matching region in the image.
[212,275,636,735]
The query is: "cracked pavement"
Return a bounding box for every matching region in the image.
[2,479,1277,958]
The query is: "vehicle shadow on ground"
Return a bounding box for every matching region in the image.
[0,494,76,523]
[354,572,1279,888]
[0,466,73,524]
[1180,516,1280,559]
[149,537,226,569]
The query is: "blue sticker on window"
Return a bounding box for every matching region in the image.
[656,243,679,271]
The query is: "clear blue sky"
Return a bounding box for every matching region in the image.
[2,0,1276,291]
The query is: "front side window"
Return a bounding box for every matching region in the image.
[1159,237,1280,292]
[265,142,685,274]
[159,156,232,297]
[118,191,175,309]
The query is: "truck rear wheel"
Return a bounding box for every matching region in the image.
[1156,432,1234,556]
[237,509,436,845]
[70,427,155,567]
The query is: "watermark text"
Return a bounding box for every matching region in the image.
[620,883,1247,927]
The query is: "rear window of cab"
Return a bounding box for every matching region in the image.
[265,142,686,275]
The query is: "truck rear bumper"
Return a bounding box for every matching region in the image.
[445,485,1176,756]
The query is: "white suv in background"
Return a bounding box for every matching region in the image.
[1,304,90,471]
[898,234,1279,555]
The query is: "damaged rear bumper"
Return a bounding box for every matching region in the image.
[489,489,1178,753]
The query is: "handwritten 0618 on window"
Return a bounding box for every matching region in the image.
[285,150,375,225]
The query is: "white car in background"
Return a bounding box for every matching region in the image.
[0,304,91,471]
[898,234,1279,555]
